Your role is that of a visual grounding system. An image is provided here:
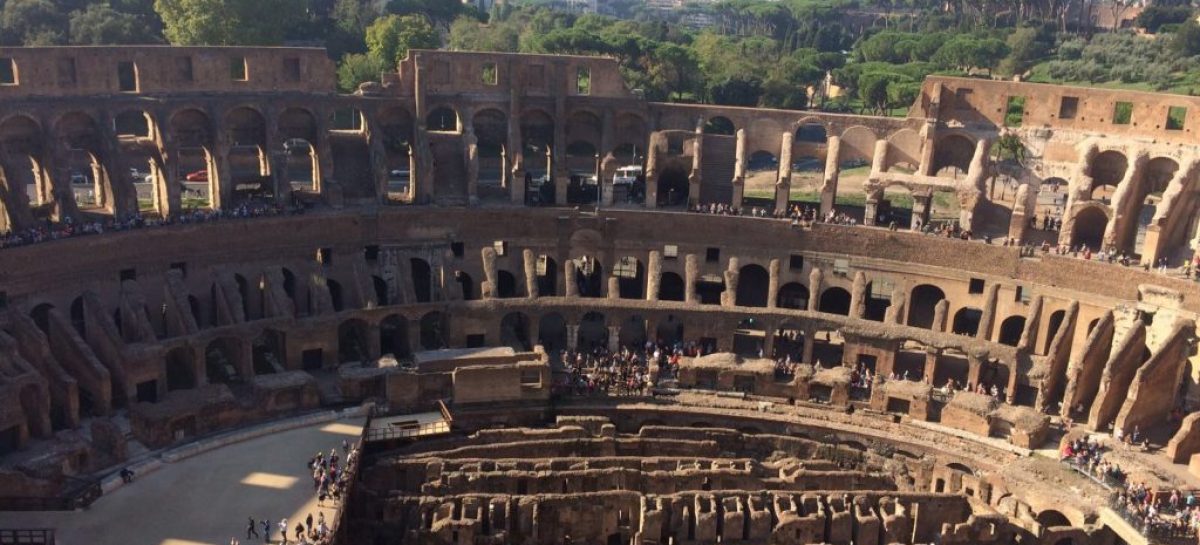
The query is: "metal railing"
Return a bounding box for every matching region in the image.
[0,476,101,512]
[0,528,55,545]
[363,400,454,442]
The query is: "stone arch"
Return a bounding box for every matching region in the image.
[456,271,475,301]
[885,128,921,172]
[537,255,558,297]
[656,164,690,207]
[538,312,567,354]
[169,108,215,208]
[410,257,432,303]
[614,256,645,299]
[998,315,1025,346]
[277,107,320,192]
[419,311,448,350]
[619,314,647,348]
[777,282,809,309]
[472,108,508,188]
[932,134,975,174]
[426,106,459,132]
[838,126,876,164]
[0,114,48,214]
[30,303,54,333]
[54,111,112,211]
[1089,150,1127,195]
[338,318,369,363]
[380,314,410,359]
[372,275,389,306]
[795,122,827,143]
[703,116,735,135]
[520,109,555,180]
[379,107,415,199]
[326,278,345,312]
[733,317,767,357]
[908,284,946,329]
[497,270,519,298]
[659,271,685,302]
[19,383,48,438]
[205,337,242,383]
[952,307,983,336]
[578,311,608,351]
[164,346,196,392]
[735,264,770,307]
[819,287,851,315]
[571,256,604,298]
[223,106,271,202]
[1037,510,1072,528]
[500,312,531,351]
[252,329,286,374]
[1043,309,1066,355]
[1071,205,1109,249]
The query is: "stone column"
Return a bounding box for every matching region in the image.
[481,247,498,299]
[1059,143,1099,246]
[732,129,747,210]
[802,331,815,363]
[607,326,621,353]
[684,253,699,304]
[849,271,868,319]
[1102,149,1148,254]
[688,130,703,208]
[820,135,841,217]
[607,276,620,300]
[775,131,794,213]
[523,249,539,298]
[966,351,985,389]
[762,325,776,358]
[807,268,823,312]
[464,123,480,205]
[932,299,949,332]
[644,133,662,208]
[884,285,906,324]
[911,192,932,230]
[1007,180,1035,243]
[566,324,579,351]
[508,74,525,205]
[722,257,739,308]
[923,348,940,384]
[646,250,662,302]
[1017,295,1043,352]
[959,137,992,232]
[1142,158,1199,263]
[767,259,781,309]
[565,259,579,297]
[366,323,382,360]
[977,283,1000,341]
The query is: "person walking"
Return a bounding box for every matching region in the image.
[279,518,289,544]
[305,513,313,533]
[246,517,259,540]
[261,519,271,542]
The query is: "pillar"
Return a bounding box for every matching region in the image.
[607,326,620,353]
[966,351,985,389]
[808,268,823,312]
[366,323,382,360]
[767,259,781,309]
[644,132,663,208]
[646,250,662,302]
[911,193,932,230]
[959,137,992,232]
[802,331,815,363]
[566,324,579,352]
[924,348,940,385]
[607,276,620,300]
[932,299,949,332]
[508,72,525,205]
[820,135,841,217]
[464,124,480,205]
[1103,150,1147,254]
[1059,143,1099,246]
[775,131,793,213]
[863,188,884,227]
[732,128,746,209]
[722,257,739,308]
[688,129,702,208]
[1142,158,1198,263]
[565,259,579,297]
[849,271,868,319]
[553,73,568,205]
[523,249,539,299]
[1017,296,1043,352]
[884,285,906,324]
[481,247,498,299]
[1007,181,1035,243]
[977,283,1000,341]
[685,253,699,304]
[762,324,776,358]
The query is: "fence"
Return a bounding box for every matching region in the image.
[363,400,454,442]
[0,476,101,512]
[0,529,55,545]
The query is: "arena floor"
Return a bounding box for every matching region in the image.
[0,419,364,545]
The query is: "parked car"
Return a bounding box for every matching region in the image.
[613,165,642,186]
[185,170,208,182]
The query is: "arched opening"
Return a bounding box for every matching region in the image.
[205,338,240,383]
[619,315,647,349]
[614,257,645,299]
[278,107,319,192]
[746,151,778,206]
[732,317,766,357]
[55,112,111,214]
[735,264,769,307]
[908,284,946,329]
[426,106,459,132]
[70,296,86,338]
[223,107,271,205]
[537,255,557,296]
[1089,151,1128,202]
[656,165,690,207]
[695,275,725,305]
[164,347,196,392]
[1044,309,1066,355]
[472,109,508,193]
[538,312,568,354]
[372,275,389,307]
[30,303,54,333]
[326,279,344,312]
[863,282,890,322]
[379,315,410,359]
[521,110,555,201]
[338,319,369,363]
[169,108,214,209]
[500,312,531,351]
[0,115,50,218]
[703,116,735,135]
[656,315,684,345]
[419,311,447,350]
[777,282,809,309]
[659,272,685,302]
[878,184,915,229]
[795,123,827,143]
[1037,510,1072,528]
[998,316,1025,346]
[932,134,975,174]
[411,258,432,303]
[819,287,851,315]
[565,140,599,206]
[1071,207,1108,250]
[497,270,519,298]
[812,330,844,367]
[379,107,414,201]
[952,308,983,336]
[252,330,285,374]
[571,256,603,298]
[578,311,608,352]
[456,271,475,301]
[774,322,804,361]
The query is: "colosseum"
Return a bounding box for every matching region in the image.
[0,45,1199,545]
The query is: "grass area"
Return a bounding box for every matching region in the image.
[139,197,211,211]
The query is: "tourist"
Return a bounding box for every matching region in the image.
[247,517,259,540]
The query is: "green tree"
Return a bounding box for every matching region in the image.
[1174,19,1200,56]
[154,0,306,45]
[337,52,385,92]
[69,4,158,44]
[1,0,67,45]
[365,13,440,66]
[709,75,763,106]
[385,0,463,25]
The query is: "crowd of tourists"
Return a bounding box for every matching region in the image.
[1113,482,1200,539]
[0,199,304,250]
[1061,436,1126,486]
[236,440,357,545]
[554,339,713,396]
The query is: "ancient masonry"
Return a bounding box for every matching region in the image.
[0,46,1199,544]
